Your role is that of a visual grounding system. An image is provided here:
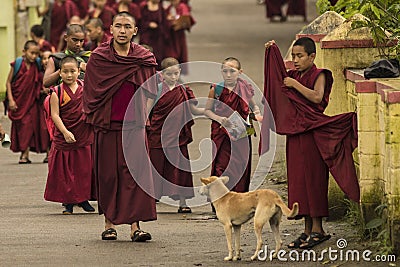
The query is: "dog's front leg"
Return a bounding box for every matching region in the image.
[223,223,233,261]
[233,225,241,261]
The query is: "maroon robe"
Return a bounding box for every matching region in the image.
[286,0,306,18]
[49,1,79,49]
[39,39,55,53]
[139,2,169,69]
[147,84,196,200]
[265,0,286,18]
[83,40,158,225]
[84,33,111,51]
[265,0,306,19]
[165,3,193,75]
[9,60,48,153]
[44,81,94,203]
[112,2,141,22]
[210,79,254,193]
[88,6,116,36]
[261,44,360,217]
[71,0,90,19]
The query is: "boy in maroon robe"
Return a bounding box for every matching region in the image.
[44,56,95,214]
[84,18,112,51]
[264,38,359,249]
[6,40,49,163]
[89,0,117,36]
[147,57,204,213]
[139,0,169,69]
[112,0,141,23]
[83,11,157,242]
[39,0,79,49]
[165,0,195,75]
[44,24,91,87]
[204,58,261,196]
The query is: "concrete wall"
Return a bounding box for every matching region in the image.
[0,1,17,95]
[346,71,400,253]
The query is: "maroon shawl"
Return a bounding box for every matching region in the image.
[261,44,360,202]
[147,84,196,148]
[83,40,157,129]
[53,81,93,150]
[8,60,41,121]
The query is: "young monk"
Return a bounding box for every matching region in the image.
[44,55,95,214]
[204,57,260,195]
[112,0,141,23]
[88,0,116,36]
[147,57,204,213]
[165,0,195,75]
[264,38,359,249]
[139,0,169,69]
[84,18,112,51]
[44,24,91,87]
[6,40,48,163]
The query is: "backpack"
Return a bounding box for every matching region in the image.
[12,56,42,83]
[43,85,64,140]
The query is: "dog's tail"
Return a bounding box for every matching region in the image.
[275,197,299,219]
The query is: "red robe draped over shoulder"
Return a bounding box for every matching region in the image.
[44,81,95,203]
[147,84,196,200]
[210,78,254,193]
[83,40,158,225]
[9,60,48,153]
[260,44,360,210]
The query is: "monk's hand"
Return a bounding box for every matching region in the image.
[149,22,158,29]
[79,62,86,72]
[219,117,232,128]
[63,131,76,143]
[283,77,298,88]
[9,99,18,111]
[265,40,276,49]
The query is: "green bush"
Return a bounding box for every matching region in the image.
[317,0,400,61]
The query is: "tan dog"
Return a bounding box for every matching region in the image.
[200,176,299,261]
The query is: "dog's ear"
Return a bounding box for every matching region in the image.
[220,176,229,184]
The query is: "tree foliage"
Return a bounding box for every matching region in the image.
[316,0,400,60]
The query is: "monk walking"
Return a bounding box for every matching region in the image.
[83,11,157,242]
[44,56,95,214]
[204,57,261,195]
[6,40,49,163]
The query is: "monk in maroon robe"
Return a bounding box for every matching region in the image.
[6,41,49,163]
[165,0,195,75]
[147,58,203,212]
[89,0,116,36]
[83,12,157,242]
[139,0,169,69]
[204,58,261,194]
[262,38,359,249]
[48,0,79,49]
[71,0,90,19]
[112,0,142,23]
[265,0,306,22]
[44,77,95,214]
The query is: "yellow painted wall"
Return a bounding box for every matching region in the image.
[0,1,16,96]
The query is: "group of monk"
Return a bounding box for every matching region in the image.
[36,0,194,71]
[4,3,359,249]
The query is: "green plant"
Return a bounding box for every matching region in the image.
[316,0,400,61]
[364,203,394,255]
[343,198,365,237]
